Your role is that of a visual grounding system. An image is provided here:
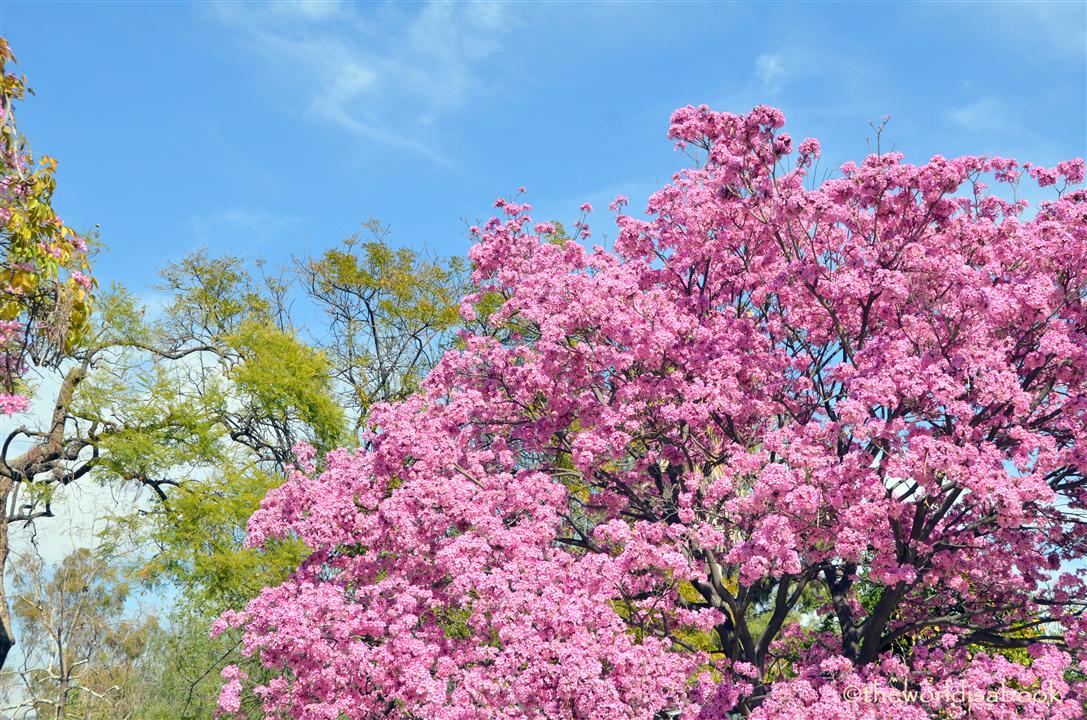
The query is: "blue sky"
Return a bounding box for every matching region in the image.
[0,0,1084,295]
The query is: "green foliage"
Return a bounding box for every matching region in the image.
[143,465,306,610]
[226,321,345,453]
[125,603,282,720]
[73,234,465,715]
[77,368,225,489]
[158,250,271,338]
[0,221,467,713]
[300,218,467,428]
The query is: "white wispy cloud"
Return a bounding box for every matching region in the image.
[212,0,514,165]
[754,53,787,94]
[270,0,353,23]
[217,207,300,231]
[186,206,303,255]
[944,98,1011,135]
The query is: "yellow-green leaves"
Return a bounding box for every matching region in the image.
[300,219,467,427]
[227,321,345,452]
[0,37,97,389]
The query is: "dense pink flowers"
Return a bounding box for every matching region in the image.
[222,105,1087,719]
[0,393,28,415]
[217,665,248,715]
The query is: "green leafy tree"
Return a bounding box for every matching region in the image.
[298,218,467,432]
[0,231,465,712]
[0,546,155,719]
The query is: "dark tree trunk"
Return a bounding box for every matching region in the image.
[0,478,14,669]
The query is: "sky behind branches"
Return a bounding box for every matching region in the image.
[0,0,1085,300]
[0,0,1082,647]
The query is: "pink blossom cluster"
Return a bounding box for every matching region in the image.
[221,105,1087,719]
[0,392,26,415]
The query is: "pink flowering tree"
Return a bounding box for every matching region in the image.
[219,105,1087,719]
[0,37,95,413]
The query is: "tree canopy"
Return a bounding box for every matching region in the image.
[1,30,1085,720]
[219,105,1087,719]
